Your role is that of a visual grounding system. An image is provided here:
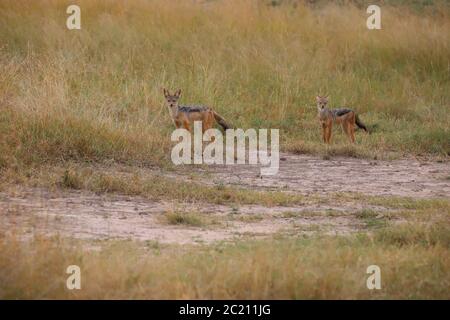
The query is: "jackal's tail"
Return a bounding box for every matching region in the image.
[355,114,369,133]
[213,111,232,130]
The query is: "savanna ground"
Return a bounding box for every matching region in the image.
[0,0,449,299]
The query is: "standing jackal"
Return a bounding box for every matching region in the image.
[163,89,231,133]
[316,96,368,144]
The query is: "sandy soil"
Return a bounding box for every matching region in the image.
[0,187,368,244]
[185,153,450,198]
[0,153,448,244]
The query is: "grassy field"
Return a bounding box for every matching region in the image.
[1,220,449,299]
[0,0,449,300]
[1,185,448,299]
[1,0,449,177]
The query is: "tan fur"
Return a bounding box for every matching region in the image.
[316,96,359,144]
[172,108,215,133]
[164,89,230,133]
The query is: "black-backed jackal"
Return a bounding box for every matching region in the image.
[163,89,231,133]
[316,95,368,144]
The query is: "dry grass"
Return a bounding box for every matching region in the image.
[53,166,308,206]
[0,0,449,177]
[0,0,449,300]
[1,221,449,299]
[0,189,448,299]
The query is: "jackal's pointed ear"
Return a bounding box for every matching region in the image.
[316,96,321,102]
[174,89,181,98]
[163,88,170,98]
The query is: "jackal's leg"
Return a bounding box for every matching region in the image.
[341,117,355,143]
[202,114,216,145]
[182,120,191,133]
[346,113,356,143]
[322,123,327,143]
[342,122,351,141]
[202,115,214,133]
[326,122,332,143]
[349,123,356,143]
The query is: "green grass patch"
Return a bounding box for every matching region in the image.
[161,211,216,228]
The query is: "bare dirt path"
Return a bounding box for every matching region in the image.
[1,154,448,244]
[0,187,367,244]
[185,153,450,198]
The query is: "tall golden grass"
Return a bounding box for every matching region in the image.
[0,0,449,174]
[1,221,449,299]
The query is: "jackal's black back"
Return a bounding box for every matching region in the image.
[178,105,209,113]
[332,108,353,117]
